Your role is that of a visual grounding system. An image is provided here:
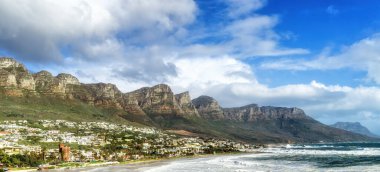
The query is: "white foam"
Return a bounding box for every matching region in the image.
[135,146,380,172]
[260,147,380,156]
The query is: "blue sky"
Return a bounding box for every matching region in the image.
[254,0,380,86]
[261,0,380,48]
[1,0,380,134]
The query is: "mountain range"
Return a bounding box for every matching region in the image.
[0,57,377,143]
[330,122,379,138]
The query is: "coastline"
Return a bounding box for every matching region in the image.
[10,151,255,172]
[8,144,291,171]
[59,143,380,172]
[60,152,253,172]
[11,144,378,172]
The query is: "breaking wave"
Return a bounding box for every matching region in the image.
[143,142,380,172]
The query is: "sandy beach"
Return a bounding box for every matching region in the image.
[46,153,254,172]
[52,160,171,172]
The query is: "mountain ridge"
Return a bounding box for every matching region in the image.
[330,122,379,138]
[0,57,377,143]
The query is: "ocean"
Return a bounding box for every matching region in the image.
[142,142,380,172]
[70,142,380,172]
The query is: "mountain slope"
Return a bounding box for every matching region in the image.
[190,96,374,143]
[0,57,377,143]
[330,122,379,138]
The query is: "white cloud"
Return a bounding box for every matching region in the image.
[222,0,309,57]
[0,0,308,85]
[0,0,201,88]
[167,56,256,95]
[199,80,349,108]
[260,34,380,84]
[313,86,380,111]
[226,0,266,18]
[225,15,309,56]
[0,0,197,61]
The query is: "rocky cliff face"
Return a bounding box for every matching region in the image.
[124,84,190,116]
[33,71,81,97]
[223,104,260,121]
[57,73,80,86]
[0,58,83,97]
[175,91,200,117]
[223,105,309,122]
[0,57,125,108]
[71,83,124,109]
[0,57,201,119]
[192,96,224,120]
[192,96,309,122]
[0,57,35,93]
[0,69,17,87]
[34,71,63,94]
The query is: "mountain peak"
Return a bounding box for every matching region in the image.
[192,95,224,120]
[35,70,53,77]
[0,57,34,92]
[0,57,27,72]
[0,57,21,67]
[152,83,171,89]
[175,91,191,101]
[330,122,379,138]
[192,95,219,105]
[56,73,80,85]
[175,91,199,117]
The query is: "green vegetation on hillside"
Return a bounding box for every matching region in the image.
[0,150,43,168]
[0,93,139,126]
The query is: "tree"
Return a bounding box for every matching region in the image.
[0,151,10,166]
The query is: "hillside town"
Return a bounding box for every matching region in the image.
[0,120,255,170]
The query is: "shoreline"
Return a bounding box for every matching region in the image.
[11,142,377,171]
[10,151,256,172]
[75,152,255,172]
[62,152,253,171]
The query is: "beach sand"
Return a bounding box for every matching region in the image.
[48,156,207,172]
[49,153,249,172]
[45,159,167,172]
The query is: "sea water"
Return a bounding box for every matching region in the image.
[141,142,380,172]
